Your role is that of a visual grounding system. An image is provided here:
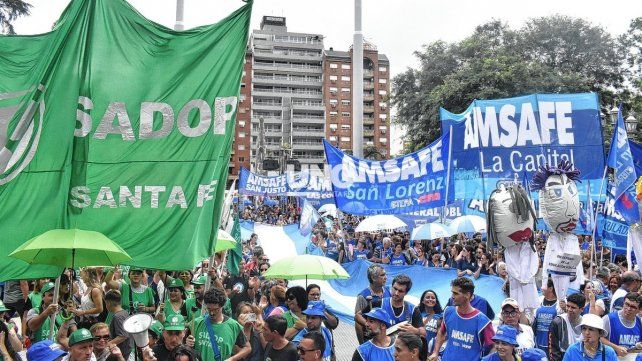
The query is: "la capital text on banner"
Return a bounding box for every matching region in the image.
[0,0,252,280]
[323,134,452,215]
[440,93,605,215]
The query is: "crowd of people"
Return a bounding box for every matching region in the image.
[0,203,640,361]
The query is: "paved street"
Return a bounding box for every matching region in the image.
[333,321,359,361]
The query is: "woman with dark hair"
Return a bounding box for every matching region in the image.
[443,244,462,269]
[401,290,443,353]
[456,245,478,277]
[394,332,427,361]
[177,270,195,299]
[607,275,621,294]
[236,302,264,361]
[168,345,202,361]
[474,252,495,279]
[282,286,308,339]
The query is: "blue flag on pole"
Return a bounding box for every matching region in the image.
[299,198,320,236]
[607,105,637,200]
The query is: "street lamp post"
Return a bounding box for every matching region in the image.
[609,105,619,125]
[625,114,637,135]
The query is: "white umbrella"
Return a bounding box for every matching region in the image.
[355,215,407,232]
[411,222,453,240]
[448,215,486,234]
[318,204,337,214]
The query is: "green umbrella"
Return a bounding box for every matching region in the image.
[263,255,349,285]
[9,228,131,340]
[9,229,132,268]
[214,229,237,253]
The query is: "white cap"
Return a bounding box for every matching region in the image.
[580,314,604,332]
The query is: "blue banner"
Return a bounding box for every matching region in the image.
[440,93,605,213]
[238,167,333,207]
[607,106,637,201]
[323,134,452,215]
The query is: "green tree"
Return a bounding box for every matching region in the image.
[363,144,384,160]
[393,16,626,152]
[0,0,31,34]
[620,17,642,143]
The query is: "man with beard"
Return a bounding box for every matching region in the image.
[185,275,206,322]
[352,308,395,361]
[151,314,197,361]
[380,275,422,328]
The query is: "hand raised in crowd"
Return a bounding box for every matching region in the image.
[185,335,195,348]
[141,346,157,361]
[45,303,59,316]
[109,344,126,361]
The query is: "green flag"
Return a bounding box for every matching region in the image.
[226,215,243,276]
[0,0,252,280]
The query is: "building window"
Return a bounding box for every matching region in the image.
[341,76,351,81]
[341,136,351,142]
[329,123,338,130]
[380,138,388,143]
[341,88,350,93]
[330,87,338,94]
[329,136,337,141]
[239,94,246,103]
[330,63,338,69]
[341,64,351,70]
[378,78,387,84]
[341,112,350,117]
[239,157,245,162]
[329,75,338,81]
[379,66,387,72]
[330,111,338,116]
[341,124,351,130]
[238,120,245,127]
[329,99,338,105]
[379,114,387,120]
[239,132,246,138]
[341,100,351,106]
[378,90,387,96]
[238,144,246,150]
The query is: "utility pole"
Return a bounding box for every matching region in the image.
[174,0,185,31]
[352,0,364,158]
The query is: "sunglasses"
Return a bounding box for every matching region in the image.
[297,347,318,355]
[93,335,110,341]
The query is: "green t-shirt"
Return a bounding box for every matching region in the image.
[163,299,189,320]
[223,299,232,318]
[29,308,64,343]
[193,316,245,361]
[185,288,195,300]
[28,292,43,310]
[282,310,298,328]
[120,283,156,313]
[184,298,202,322]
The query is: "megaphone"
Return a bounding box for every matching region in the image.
[123,313,153,348]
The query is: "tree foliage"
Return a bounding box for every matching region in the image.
[0,0,30,34]
[392,15,632,152]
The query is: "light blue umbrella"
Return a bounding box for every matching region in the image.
[448,215,486,234]
[411,222,453,240]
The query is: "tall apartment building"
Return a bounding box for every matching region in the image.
[228,17,391,183]
[323,41,391,158]
[248,16,326,173]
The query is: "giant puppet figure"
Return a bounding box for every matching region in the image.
[487,184,539,314]
[531,160,584,299]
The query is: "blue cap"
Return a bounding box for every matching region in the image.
[364,308,391,327]
[521,348,548,361]
[492,325,519,346]
[27,340,67,361]
[302,301,327,318]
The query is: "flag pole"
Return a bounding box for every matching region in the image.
[478,151,488,216]
[593,166,608,268]
[441,126,453,224]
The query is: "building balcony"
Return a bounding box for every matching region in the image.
[363,94,375,101]
[364,70,374,79]
[252,62,322,74]
[254,49,323,62]
[364,129,375,137]
[292,129,325,137]
[297,156,326,164]
[364,81,374,90]
[253,75,323,87]
[363,106,375,113]
[252,103,283,111]
[292,101,325,111]
[292,142,324,151]
[363,117,375,125]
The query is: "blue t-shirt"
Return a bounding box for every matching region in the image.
[441,306,491,361]
[457,258,478,273]
[562,342,618,361]
[356,340,395,361]
[381,298,414,326]
[390,253,407,266]
[606,312,642,350]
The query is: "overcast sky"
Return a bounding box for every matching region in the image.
[13,0,642,155]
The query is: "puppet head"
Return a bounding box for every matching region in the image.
[531,160,581,234]
[487,184,536,248]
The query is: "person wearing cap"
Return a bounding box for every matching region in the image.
[499,298,535,355]
[292,301,333,361]
[27,282,63,343]
[63,329,97,361]
[355,264,391,344]
[609,272,641,313]
[105,267,157,314]
[147,321,164,348]
[152,314,195,361]
[184,276,206,323]
[562,314,618,361]
[352,308,395,361]
[532,278,561,355]
[600,292,642,360]
[27,340,67,361]
[549,293,586,361]
[428,277,495,361]
[481,325,520,361]
[157,279,188,323]
[104,290,134,360]
[192,288,250,361]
